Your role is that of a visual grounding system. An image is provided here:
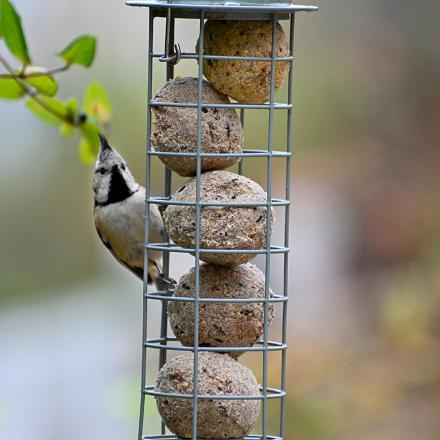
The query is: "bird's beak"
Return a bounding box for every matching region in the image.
[99,133,112,153]
[98,133,113,162]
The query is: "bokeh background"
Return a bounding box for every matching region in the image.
[1,1,439,439]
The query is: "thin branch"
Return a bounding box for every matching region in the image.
[46,64,71,75]
[0,53,17,75]
[0,53,76,126]
[0,62,70,79]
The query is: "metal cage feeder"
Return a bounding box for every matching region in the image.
[126,1,318,439]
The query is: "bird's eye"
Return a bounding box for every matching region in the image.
[121,163,126,171]
[97,167,106,174]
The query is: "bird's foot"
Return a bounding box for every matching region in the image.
[155,273,177,294]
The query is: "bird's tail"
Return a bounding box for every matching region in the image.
[148,259,176,293]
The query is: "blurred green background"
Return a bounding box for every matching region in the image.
[1,1,439,439]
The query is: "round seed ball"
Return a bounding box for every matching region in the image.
[155,352,260,439]
[169,263,274,357]
[199,20,289,104]
[152,77,243,177]
[163,170,274,266]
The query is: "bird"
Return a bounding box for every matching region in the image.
[93,134,175,291]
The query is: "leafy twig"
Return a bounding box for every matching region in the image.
[0,52,75,124]
[0,0,111,164]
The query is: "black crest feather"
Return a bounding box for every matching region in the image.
[99,133,111,152]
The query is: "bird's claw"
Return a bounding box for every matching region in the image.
[156,273,177,295]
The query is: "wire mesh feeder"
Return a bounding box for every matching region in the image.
[126,1,318,439]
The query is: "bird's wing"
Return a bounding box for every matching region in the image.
[95,214,144,280]
[138,186,167,243]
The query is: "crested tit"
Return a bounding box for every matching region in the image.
[93,134,174,291]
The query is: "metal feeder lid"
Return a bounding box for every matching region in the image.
[126,1,319,15]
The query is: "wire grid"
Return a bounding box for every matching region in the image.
[131,3,317,440]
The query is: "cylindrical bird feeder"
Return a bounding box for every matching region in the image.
[126,1,318,439]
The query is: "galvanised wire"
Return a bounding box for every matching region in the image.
[139,10,155,440]
[150,101,292,109]
[238,108,245,175]
[145,293,288,303]
[147,198,290,207]
[142,436,284,440]
[149,149,291,157]
[146,243,289,254]
[152,52,295,62]
[261,14,278,440]
[132,3,318,440]
[191,10,206,440]
[158,12,175,435]
[144,385,286,400]
[144,337,287,352]
[280,13,296,437]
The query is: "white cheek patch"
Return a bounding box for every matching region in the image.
[121,168,139,193]
[94,173,112,204]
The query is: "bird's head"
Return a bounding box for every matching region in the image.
[93,134,139,207]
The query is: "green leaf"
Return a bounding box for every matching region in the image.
[25,96,68,126]
[83,81,112,124]
[57,35,96,67]
[24,67,58,97]
[59,122,75,138]
[0,0,31,64]
[80,123,100,154]
[0,17,3,38]
[0,77,24,99]
[78,137,96,165]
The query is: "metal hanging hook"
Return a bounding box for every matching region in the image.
[159,8,181,65]
[159,42,181,65]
